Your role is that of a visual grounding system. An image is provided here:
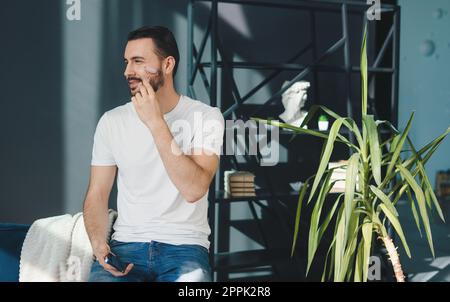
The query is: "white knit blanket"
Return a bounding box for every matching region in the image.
[19,210,117,282]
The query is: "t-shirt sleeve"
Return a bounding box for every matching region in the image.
[190,107,225,156]
[91,113,116,166]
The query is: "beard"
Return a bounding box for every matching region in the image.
[129,69,165,96]
[148,70,165,92]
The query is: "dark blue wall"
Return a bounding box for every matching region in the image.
[0,0,63,223]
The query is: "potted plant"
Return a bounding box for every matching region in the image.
[252,27,450,282]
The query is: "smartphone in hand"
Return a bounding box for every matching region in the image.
[104,253,128,273]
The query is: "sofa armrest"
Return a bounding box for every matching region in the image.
[0,224,30,282]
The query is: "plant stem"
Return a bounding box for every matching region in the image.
[380,235,405,282]
[362,161,371,210]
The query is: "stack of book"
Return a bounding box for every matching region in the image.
[436,170,450,198]
[224,170,256,197]
[328,160,361,193]
[328,160,348,193]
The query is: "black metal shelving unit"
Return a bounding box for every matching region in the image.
[187,0,400,281]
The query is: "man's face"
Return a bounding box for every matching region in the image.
[124,38,165,96]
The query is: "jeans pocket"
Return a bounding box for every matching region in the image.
[172,244,210,264]
[189,245,209,256]
[109,239,127,247]
[110,240,147,255]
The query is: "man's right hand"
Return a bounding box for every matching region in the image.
[93,242,134,277]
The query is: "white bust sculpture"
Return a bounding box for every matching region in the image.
[279,81,310,128]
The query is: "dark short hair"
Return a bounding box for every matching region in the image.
[127,26,180,78]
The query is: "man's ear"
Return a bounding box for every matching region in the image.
[163,56,176,76]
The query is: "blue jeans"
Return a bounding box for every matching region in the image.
[88,240,212,282]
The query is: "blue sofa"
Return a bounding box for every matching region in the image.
[0,224,30,282]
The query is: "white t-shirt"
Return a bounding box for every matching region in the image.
[91,95,225,249]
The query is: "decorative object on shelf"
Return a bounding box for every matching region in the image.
[224,170,256,198]
[318,114,329,131]
[254,27,450,282]
[289,181,304,192]
[436,170,450,198]
[279,81,310,128]
[328,160,348,193]
[441,183,450,199]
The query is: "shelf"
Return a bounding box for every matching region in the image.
[200,61,394,73]
[226,126,394,136]
[225,127,324,134]
[214,188,343,202]
[195,0,397,13]
[189,0,400,281]
[226,273,276,282]
[215,190,299,202]
[214,248,290,272]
